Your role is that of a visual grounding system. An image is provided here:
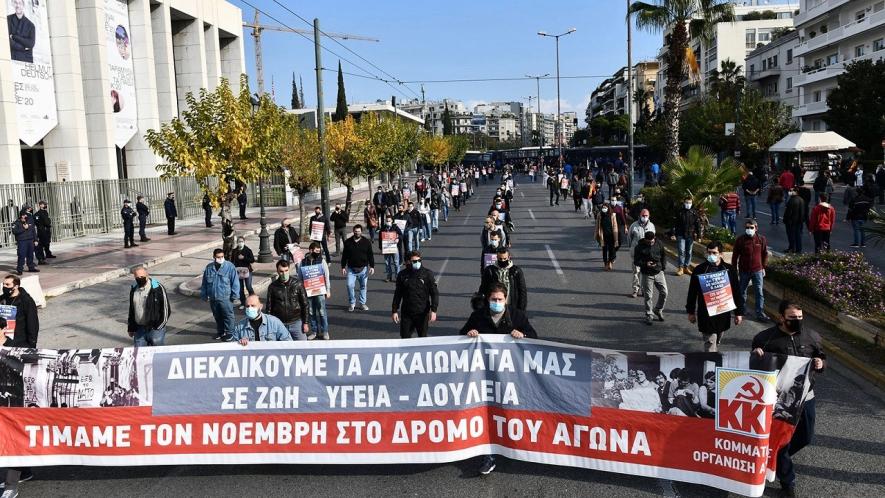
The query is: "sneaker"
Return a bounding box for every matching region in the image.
[654,310,665,322]
[348,305,355,312]
[645,316,653,325]
[683,266,692,275]
[849,244,859,248]
[756,313,770,322]
[2,489,19,498]
[478,455,496,475]
[675,268,684,276]
[306,332,317,340]
[46,254,56,259]
[130,243,139,247]
[322,332,331,340]
[28,268,39,273]
[17,472,32,483]
[630,291,638,298]
[360,304,370,311]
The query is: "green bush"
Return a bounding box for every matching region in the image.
[641,186,678,232]
[705,226,736,246]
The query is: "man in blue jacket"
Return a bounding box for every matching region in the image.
[11,211,38,275]
[229,295,293,345]
[200,248,239,341]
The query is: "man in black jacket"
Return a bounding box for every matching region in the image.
[127,267,170,346]
[12,211,38,275]
[672,196,701,276]
[1,274,38,348]
[237,187,248,220]
[479,248,527,311]
[34,201,55,263]
[273,218,299,261]
[201,194,214,228]
[392,251,439,338]
[782,187,806,253]
[633,230,667,325]
[686,241,744,352]
[330,204,349,255]
[7,0,35,63]
[373,186,387,215]
[340,225,375,312]
[265,260,310,340]
[164,192,177,235]
[136,195,151,242]
[751,300,825,498]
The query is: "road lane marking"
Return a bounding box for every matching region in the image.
[545,244,565,277]
[520,191,525,198]
[435,257,449,283]
[528,209,536,220]
[462,214,471,225]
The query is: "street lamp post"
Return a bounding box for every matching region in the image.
[538,28,576,169]
[250,94,273,263]
[626,0,635,201]
[525,74,549,151]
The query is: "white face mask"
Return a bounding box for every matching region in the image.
[684,203,693,210]
[237,242,245,248]
[745,228,756,237]
[640,216,649,223]
[215,257,224,264]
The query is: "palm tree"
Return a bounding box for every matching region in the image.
[629,0,735,161]
[707,58,746,104]
[664,145,743,228]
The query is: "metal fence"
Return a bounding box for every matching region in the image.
[0,176,289,249]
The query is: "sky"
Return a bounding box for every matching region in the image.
[232,0,662,124]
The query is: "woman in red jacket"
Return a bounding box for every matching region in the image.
[808,193,836,253]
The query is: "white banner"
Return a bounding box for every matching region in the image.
[7,0,58,146]
[105,0,137,147]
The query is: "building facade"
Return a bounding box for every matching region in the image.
[791,0,885,130]
[1,0,245,184]
[746,30,801,117]
[588,61,659,122]
[653,2,798,111]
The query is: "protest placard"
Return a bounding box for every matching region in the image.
[300,263,327,297]
[697,270,737,316]
[381,232,399,255]
[310,221,325,242]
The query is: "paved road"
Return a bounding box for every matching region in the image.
[12,177,885,497]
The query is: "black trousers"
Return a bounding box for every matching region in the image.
[549,189,559,205]
[138,215,147,239]
[36,231,52,259]
[124,223,135,246]
[167,216,175,235]
[400,311,430,338]
[204,207,212,227]
[239,203,247,219]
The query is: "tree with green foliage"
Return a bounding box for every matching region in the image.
[442,103,453,136]
[679,97,734,153]
[446,134,469,166]
[146,75,287,245]
[707,58,745,106]
[737,88,797,165]
[663,145,744,228]
[571,128,592,147]
[630,0,735,161]
[326,115,364,213]
[280,115,321,239]
[333,61,348,122]
[590,115,611,143]
[825,59,885,157]
[291,72,301,109]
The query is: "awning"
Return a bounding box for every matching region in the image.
[768,131,856,153]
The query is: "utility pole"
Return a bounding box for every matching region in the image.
[538,29,576,170]
[524,96,534,146]
[245,9,379,96]
[314,18,330,219]
[627,0,635,201]
[526,74,549,151]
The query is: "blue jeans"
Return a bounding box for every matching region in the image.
[423,213,432,240]
[285,320,307,341]
[308,295,328,334]
[676,236,693,268]
[209,299,235,338]
[851,219,866,245]
[739,271,765,315]
[238,274,254,304]
[777,397,815,488]
[407,228,420,251]
[745,195,757,218]
[384,253,400,279]
[724,210,737,234]
[133,325,166,346]
[430,209,439,231]
[442,203,449,221]
[769,202,781,223]
[346,266,368,306]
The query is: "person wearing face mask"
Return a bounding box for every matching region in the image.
[417,198,431,242]
[11,211,38,276]
[309,206,332,261]
[330,204,349,255]
[340,225,375,312]
[265,260,310,340]
[391,251,439,338]
[628,209,656,298]
[229,295,293,346]
[480,216,507,249]
[273,218,300,262]
[34,200,55,263]
[363,200,379,242]
[633,230,668,325]
[460,283,536,475]
[782,186,807,253]
[164,192,178,235]
[373,186,387,216]
[121,199,137,249]
[135,195,151,242]
[731,219,769,322]
[480,232,503,274]
[751,301,825,498]
[1,274,38,348]
[231,236,256,309]
[379,216,403,282]
[405,202,422,251]
[297,242,332,339]
[808,193,836,254]
[595,202,620,271]
[200,248,240,341]
[126,267,170,346]
[479,248,527,311]
[201,194,214,228]
[428,188,442,233]
[685,241,745,352]
[672,196,701,276]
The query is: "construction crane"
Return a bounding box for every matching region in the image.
[243,10,380,96]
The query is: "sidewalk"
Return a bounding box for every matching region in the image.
[0,183,371,298]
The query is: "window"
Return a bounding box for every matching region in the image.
[856,10,866,22]
[758,30,771,43]
[773,81,779,93]
[813,90,822,102]
[746,29,756,49]
[762,59,768,70]
[786,77,793,91]
[875,38,885,51]
[773,55,778,67]
[813,58,823,68]
[749,63,755,74]
[826,53,838,65]
[876,2,885,13]
[787,49,793,64]
[855,45,865,57]
[812,121,821,131]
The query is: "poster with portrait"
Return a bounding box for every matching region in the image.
[0,304,15,341]
[7,0,58,145]
[105,0,137,147]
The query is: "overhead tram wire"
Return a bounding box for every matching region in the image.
[234,0,412,99]
[269,0,421,100]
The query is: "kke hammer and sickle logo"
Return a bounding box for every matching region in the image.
[734,377,765,403]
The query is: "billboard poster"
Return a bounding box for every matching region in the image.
[7,0,58,145]
[105,0,137,147]
[0,337,813,497]
[0,304,15,341]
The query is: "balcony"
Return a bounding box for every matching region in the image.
[749,67,780,81]
[794,64,843,86]
[792,99,829,118]
[795,9,885,56]
[795,0,852,26]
